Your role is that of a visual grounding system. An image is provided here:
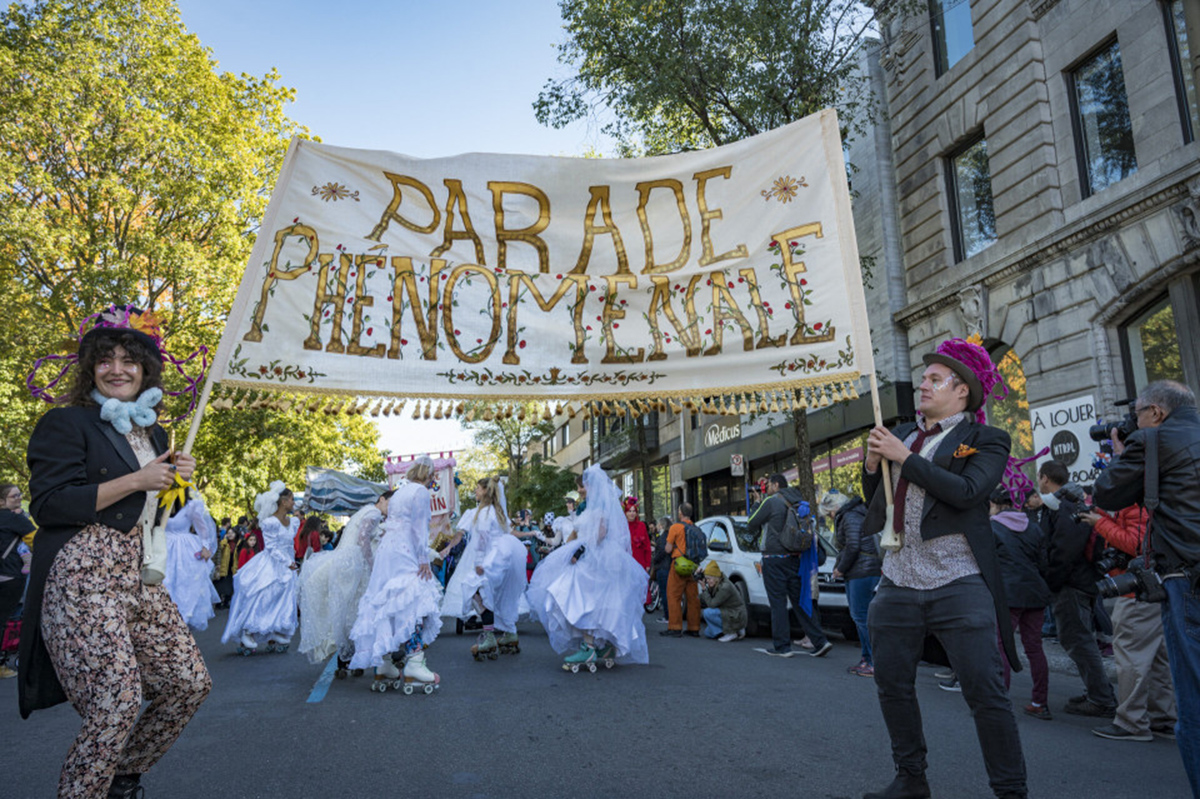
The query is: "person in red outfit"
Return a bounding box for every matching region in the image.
[294,516,322,562]
[236,533,259,570]
[625,497,652,573]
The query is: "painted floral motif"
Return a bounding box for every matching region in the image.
[761,175,807,203]
[311,182,360,202]
[436,365,667,388]
[226,344,327,384]
[769,334,855,376]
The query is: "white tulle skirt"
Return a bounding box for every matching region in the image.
[221,553,298,643]
[442,534,528,633]
[527,538,649,663]
[298,547,371,664]
[163,532,219,631]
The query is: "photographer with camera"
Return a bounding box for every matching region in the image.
[1040,461,1118,718]
[1075,501,1176,743]
[1093,380,1200,793]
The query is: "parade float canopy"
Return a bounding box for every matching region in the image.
[207,109,874,419]
[303,466,387,514]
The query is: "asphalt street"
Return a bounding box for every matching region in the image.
[1,609,1192,799]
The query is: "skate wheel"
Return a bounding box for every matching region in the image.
[570,664,579,673]
[605,659,615,669]
[335,669,348,679]
[403,684,414,695]
[423,683,434,695]
[588,662,597,673]
[488,652,498,660]
[351,668,364,677]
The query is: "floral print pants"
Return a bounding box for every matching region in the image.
[42,524,211,799]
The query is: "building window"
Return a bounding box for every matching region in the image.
[945,135,996,261]
[1122,296,1185,390]
[1165,0,1198,144]
[930,0,974,76]
[1069,39,1138,198]
[561,424,569,447]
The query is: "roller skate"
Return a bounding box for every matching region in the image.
[402,650,440,695]
[370,656,403,692]
[594,642,617,669]
[265,632,291,654]
[497,630,520,655]
[236,631,259,656]
[335,656,350,679]
[562,642,597,673]
[471,630,499,661]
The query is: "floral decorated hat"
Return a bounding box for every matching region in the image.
[921,334,1006,418]
[622,495,639,512]
[27,303,208,423]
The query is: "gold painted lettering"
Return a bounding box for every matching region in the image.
[303,252,350,354]
[443,264,500,364]
[431,179,486,264]
[694,166,749,267]
[571,185,629,275]
[634,178,691,275]
[600,275,644,364]
[387,257,447,360]
[346,255,385,358]
[247,224,319,342]
[490,181,551,273]
[502,272,590,365]
[772,224,836,345]
[366,172,441,241]
[646,275,704,360]
[706,270,755,355]
[739,267,787,349]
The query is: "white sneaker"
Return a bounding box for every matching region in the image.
[717,632,738,643]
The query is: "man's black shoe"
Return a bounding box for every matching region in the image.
[683,630,700,637]
[109,774,144,799]
[659,629,682,638]
[862,771,930,799]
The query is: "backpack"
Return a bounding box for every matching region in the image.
[683,523,708,564]
[778,498,815,554]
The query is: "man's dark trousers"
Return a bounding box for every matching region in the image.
[869,574,1027,796]
[762,555,828,652]
[1053,586,1116,707]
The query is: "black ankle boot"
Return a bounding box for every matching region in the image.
[108,774,144,798]
[863,771,931,799]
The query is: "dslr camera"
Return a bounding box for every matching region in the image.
[1096,556,1168,603]
[1088,403,1138,454]
[1092,546,1131,575]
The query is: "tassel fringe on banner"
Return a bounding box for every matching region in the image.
[197,378,867,426]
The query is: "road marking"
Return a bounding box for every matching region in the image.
[306,656,338,703]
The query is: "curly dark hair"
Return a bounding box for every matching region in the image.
[65,331,164,407]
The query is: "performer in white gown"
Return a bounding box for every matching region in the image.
[163,492,221,630]
[221,481,299,653]
[527,464,650,670]
[298,491,393,672]
[439,477,528,659]
[349,456,443,691]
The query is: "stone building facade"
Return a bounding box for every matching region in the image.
[880,0,1200,425]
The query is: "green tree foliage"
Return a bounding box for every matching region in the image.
[0,0,382,518]
[507,454,580,519]
[461,401,556,488]
[536,0,883,155]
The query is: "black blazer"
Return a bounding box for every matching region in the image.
[20,404,168,718]
[862,419,1020,670]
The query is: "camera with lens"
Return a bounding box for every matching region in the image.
[1096,556,1168,602]
[1092,546,1131,575]
[1088,408,1138,445]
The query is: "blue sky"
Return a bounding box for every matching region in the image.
[176,0,612,457]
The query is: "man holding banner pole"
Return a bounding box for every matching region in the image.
[860,337,1026,799]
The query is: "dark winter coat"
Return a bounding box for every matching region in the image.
[991,511,1052,609]
[699,575,748,633]
[1044,497,1100,595]
[0,508,34,582]
[746,486,807,555]
[832,497,880,581]
[21,405,169,718]
[862,419,1020,671]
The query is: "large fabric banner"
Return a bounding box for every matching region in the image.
[209,109,873,411]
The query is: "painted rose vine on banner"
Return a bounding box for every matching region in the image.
[208,109,874,418]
